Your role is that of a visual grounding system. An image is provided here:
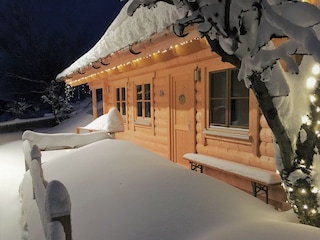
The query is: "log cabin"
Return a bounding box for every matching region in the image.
[57,0,320,209]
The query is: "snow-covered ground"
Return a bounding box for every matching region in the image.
[1,100,320,239]
[0,100,94,240]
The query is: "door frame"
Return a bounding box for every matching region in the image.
[169,72,196,164]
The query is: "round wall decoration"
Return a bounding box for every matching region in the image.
[179,94,186,104]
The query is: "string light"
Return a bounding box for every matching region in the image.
[311,209,317,214]
[285,61,320,227]
[311,187,319,193]
[312,64,320,75]
[310,95,316,103]
[67,37,203,86]
[306,77,317,89]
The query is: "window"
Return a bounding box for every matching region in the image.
[209,69,249,128]
[136,83,151,119]
[116,87,126,116]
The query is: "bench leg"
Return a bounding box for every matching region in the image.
[251,182,269,204]
[190,161,203,173]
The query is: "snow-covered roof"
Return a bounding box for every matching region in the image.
[56,1,184,79]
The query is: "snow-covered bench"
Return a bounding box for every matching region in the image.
[183,153,282,204]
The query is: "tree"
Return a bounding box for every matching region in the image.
[0,0,111,112]
[128,0,320,227]
[41,80,73,123]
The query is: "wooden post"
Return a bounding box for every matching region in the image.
[45,180,72,240]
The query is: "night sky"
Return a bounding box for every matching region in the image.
[0,0,127,104]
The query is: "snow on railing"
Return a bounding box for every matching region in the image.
[29,145,71,240]
[22,130,111,171]
[21,129,115,239]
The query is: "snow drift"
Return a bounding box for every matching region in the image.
[19,139,320,240]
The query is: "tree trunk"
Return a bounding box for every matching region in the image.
[205,35,320,226]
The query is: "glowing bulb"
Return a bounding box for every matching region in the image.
[311,187,319,193]
[301,188,307,194]
[306,77,317,89]
[312,64,320,75]
[311,209,317,214]
[303,204,308,210]
[310,95,316,103]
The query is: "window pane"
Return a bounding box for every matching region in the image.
[116,88,120,101]
[231,70,248,97]
[230,99,249,127]
[144,84,150,100]
[210,72,226,98]
[121,87,126,101]
[210,99,226,125]
[116,102,120,112]
[137,85,142,100]
[145,101,151,118]
[122,102,126,115]
[137,102,142,117]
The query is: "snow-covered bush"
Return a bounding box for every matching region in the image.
[42,80,72,123]
[6,98,32,119]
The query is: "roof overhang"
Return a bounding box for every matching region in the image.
[61,25,209,87]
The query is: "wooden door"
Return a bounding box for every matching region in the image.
[171,73,196,167]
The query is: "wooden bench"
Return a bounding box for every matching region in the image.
[183,153,282,204]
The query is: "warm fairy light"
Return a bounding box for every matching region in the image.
[312,64,320,75]
[303,204,309,210]
[312,187,319,193]
[310,95,316,103]
[306,77,317,89]
[65,38,206,86]
[301,188,307,194]
[311,209,317,214]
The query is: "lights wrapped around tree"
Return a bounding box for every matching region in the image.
[283,64,320,226]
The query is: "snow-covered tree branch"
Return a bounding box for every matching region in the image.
[128,0,320,227]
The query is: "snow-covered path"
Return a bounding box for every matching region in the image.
[0,132,25,240]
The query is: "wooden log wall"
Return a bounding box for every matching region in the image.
[93,48,287,209]
[106,70,172,160]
